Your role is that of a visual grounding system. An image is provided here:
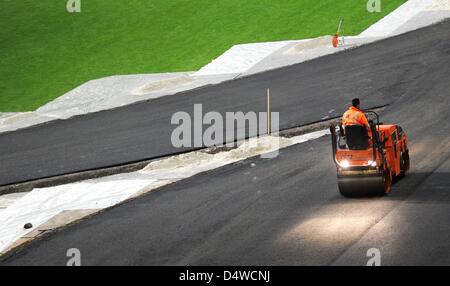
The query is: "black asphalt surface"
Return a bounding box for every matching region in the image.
[1,20,450,265]
[2,20,449,186]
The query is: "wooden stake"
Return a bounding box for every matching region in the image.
[267,88,271,135]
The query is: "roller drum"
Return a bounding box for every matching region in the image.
[337,174,389,197]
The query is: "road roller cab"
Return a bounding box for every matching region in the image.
[330,111,410,197]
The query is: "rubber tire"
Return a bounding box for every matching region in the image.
[400,150,410,176]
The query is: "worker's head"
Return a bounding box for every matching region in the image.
[352,98,360,109]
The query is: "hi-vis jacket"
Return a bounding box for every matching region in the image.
[342,106,371,136]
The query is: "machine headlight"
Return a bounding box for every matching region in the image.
[341,160,350,168]
[368,160,377,167]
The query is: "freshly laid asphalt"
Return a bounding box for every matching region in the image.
[1,20,449,266]
[2,60,449,265]
[1,20,449,187]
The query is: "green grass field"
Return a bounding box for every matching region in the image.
[0,0,406,111]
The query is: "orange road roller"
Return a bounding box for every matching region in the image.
[330,111,410,197]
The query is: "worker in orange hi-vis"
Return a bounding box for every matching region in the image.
[342,98,372,139]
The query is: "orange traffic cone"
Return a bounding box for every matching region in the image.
[332,33,339,48]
